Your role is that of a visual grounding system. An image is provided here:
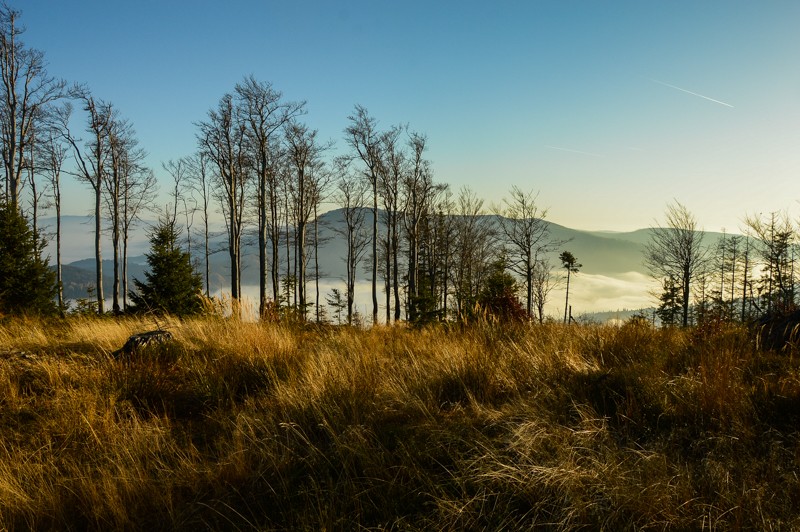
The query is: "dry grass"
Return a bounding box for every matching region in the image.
[1,315,799,530]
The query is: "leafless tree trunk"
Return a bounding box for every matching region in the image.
[197,93,250,316]
[378,126,404,322]
[120,167,156,311]
[451,187,496,320]
[107,119,122,314]
[310,170,332,323]
[106,115,144,314]
[345,105,382,324]
[402,132,441,322]
[38,119,68,314]
[494,186,555,320]
[531,258,557,323]
[60,90,111,313]
[0,5,65,208]
[284,183,293,309]
[645,201,706,327]
[187,152,212,296]
[285,121,332,321]
[235,76,304,317]
[314,203,321,322]
[334,157,370,325]
[25,124,46,249]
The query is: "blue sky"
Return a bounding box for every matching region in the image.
[16,0,800,231]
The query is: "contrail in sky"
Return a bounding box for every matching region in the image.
[649,78,734,108]
[545,145,604,157]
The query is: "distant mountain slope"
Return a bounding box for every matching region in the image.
[40,215,151,264]
[60,258,148,301]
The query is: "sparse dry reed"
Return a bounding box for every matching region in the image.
[0,315,799,529]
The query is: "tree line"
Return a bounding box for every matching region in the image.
[1,4,797,326]
[646,201,800,327]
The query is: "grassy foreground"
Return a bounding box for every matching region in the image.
[1,316,799,530]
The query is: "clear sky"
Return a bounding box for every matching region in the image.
[16,0,800,231]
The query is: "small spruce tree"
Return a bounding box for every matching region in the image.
[0,202,58,316]
[656,275,683,326]
[129,219,204,316]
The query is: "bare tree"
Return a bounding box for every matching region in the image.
[106,114,146,314]
[494,186,554,320]
[25,115,47,247]
[345,105,382,324]
[378,125,404,322]
[645,201,706,327]
[284,121,331,320]
[531,257,557,323]
[37,105,69,313]
[451,186,496,320]
[311,199,332,323]
[235,76,304,316]
[0,4,65,207]
[197,93,250,314]
[744,211,796,315]
[120,166,156,311]
[435,189,456,318]
[60,89,112,313]
[186,152,213,296]
[402,132,440,322]
[162,158,190,228]
[162,156,198,261]
[334,157,370,324]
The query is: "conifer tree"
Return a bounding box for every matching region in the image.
[129,219,204,316]
[560,251,581,323]
[0,202,57,315]
[477,255,527,322]
[656,275,683,326]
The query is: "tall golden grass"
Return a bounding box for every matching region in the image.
[1,315,799,529]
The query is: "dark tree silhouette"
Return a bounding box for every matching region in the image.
[560,250,581,323]
[477,255,527,323]
[645,201,705,327]
[0,202,57,315]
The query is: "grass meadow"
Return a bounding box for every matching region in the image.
[1,316,799,530]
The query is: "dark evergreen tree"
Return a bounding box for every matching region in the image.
[477,255,527,323]
[656,275,683,326]
[129,219,204,316]
[0,202,57,316]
